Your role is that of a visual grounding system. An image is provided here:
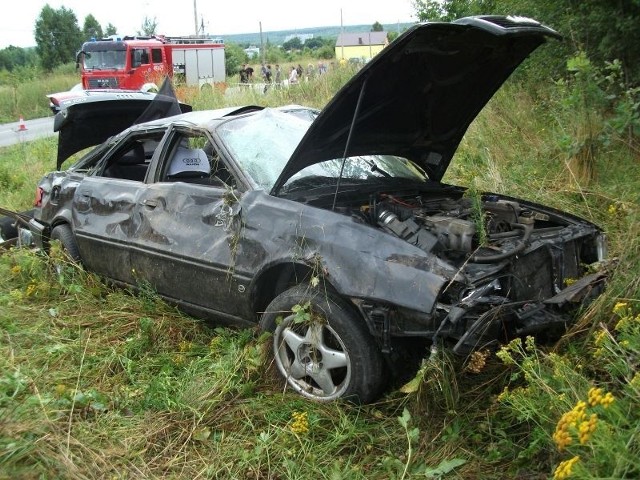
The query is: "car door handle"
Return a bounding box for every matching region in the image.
[141,199,158,209]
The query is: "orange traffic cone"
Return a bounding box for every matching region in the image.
[18,116,27,132]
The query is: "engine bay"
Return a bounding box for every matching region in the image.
[347,191,569,264]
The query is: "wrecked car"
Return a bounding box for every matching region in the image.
[27,16,609,403]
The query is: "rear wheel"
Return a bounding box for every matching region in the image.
[260,284,386,403]
[51,224,81,263]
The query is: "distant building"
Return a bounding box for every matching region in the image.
[244,46,260,59]
[284,33,314,44]
[335,31,389,62]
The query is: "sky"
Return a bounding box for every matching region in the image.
[3,0,417,49]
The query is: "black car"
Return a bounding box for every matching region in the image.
[28,16,609,403]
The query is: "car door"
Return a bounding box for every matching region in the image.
[127,128,252,325]
[72,131,165,285]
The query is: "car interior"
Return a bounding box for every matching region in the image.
[100,131,237,189]
[102,141,150,181]
[161,134,236,188]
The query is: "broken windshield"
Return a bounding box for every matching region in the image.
[217,108,428,192]
[217,108,310,190]
[281,155,428,193]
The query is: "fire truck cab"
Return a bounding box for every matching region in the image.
[76,35,225,91]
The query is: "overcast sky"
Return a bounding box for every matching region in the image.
[3,0,417,48]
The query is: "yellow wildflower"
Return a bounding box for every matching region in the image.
[578,414,597,444]
[613,302,628,315]
[290,411,309,435]
[587,387,603,407]
[593,330,607,346]
[588,386,615,408]
[10,265,21,275]
[615,316,630,331]
[573,401,587,422]
[553,400,590,451]
[600,392,615,408]
[25,283,37,297]
[497,387,509,402]
[496,345,515,365]
[173,354,186,366]
[553,427,572,451]
[524,335,536,352]
[553,456,580,480]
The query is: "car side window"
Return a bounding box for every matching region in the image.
[161,132,236,188]
[102,134,162,181]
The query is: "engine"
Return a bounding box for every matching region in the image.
[368,194,553,262]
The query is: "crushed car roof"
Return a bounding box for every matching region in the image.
[272,15,561,192]
[52,80,192,169]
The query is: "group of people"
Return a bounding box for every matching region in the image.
[239,61,330,87]
[239,63,283,91]
[288,62,328,84]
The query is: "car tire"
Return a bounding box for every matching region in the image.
[51,224,81,263]
[260,284,386,403]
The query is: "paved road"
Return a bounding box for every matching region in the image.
[0,116,55,147]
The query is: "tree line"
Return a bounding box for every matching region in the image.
[2,5,123,72]
[414,0,640,85]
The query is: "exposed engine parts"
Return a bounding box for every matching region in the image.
[370,193,551,263]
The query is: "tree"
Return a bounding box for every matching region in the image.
[138,16,158,36]
[304,37,326,50]
[412,0,640,84]
[83,14,103,41]
[224,42,247,77]
[105,23,118,36]
[282,37,302,52]
[413,0,495,22]
[0,46,38,72]
[83,15,103,41]
[372,21,383,32]
[34,5,83,71]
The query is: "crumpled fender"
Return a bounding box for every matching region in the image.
[239,190,462,314]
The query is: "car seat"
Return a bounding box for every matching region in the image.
[104,142,148,181]
[166,147,210,180]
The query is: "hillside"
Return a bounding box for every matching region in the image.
[215,22,415,45]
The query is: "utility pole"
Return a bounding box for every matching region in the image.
[340,9,344,60]
[260,21,265,64]
[194,0,198,35]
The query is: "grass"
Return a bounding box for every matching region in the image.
[0,64,639,479]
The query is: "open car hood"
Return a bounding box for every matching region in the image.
[272,16,560,193]
[52,79,191,169]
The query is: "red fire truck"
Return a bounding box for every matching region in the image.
[75,35,226,91]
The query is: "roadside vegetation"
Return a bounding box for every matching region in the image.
[1,1,639,477]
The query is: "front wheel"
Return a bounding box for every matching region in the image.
[260,285,386,403]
